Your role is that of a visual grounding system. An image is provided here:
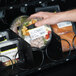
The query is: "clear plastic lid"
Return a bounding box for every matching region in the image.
[10,15,28,34]
[10,16,52,49]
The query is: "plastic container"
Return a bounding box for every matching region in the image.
[60,31,75,52]
[0,31,9,43]
[51,21,73,35]
[0,40,19,66]
[51,22,76,52]
[10,16,52,49]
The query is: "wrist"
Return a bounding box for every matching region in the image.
[56,11,68,23]
[56,9,76,22]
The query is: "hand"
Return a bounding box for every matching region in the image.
[29,12,62,26]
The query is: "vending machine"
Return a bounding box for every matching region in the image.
[0,0,76,76]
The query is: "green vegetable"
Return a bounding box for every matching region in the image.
[23,21,29,26]
[21,17,27,23]
[43,38,47,44]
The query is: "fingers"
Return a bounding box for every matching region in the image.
[35,18,51,26]
[29,12,46,19]
[29,12,57,26]
[35,17,58,26]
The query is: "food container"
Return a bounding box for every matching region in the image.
[72,35,76,49]
[51,22,76,52]
[10,16,52,49]
[0,40,19,67]
[51,21,73,35]
[60,32,76,52]
[0,31,9,43]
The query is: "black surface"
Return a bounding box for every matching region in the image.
[27,59,76,76]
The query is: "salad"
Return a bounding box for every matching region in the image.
[19,18,52,48]
[11,16,52,48]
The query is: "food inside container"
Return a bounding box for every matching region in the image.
[51,21,73,35]
[73,35,76,49]
[60,31,75,52]
[51,21,76,52]
[10,16,28,34]
[10,16,52,49]
[0,40,19,67]
[19,19,52,48]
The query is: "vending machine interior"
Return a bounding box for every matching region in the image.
[0,0,76,76]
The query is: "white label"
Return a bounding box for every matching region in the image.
[0,41,17,48]
[57,21,72,28]
[29,26,47,40]
[0,48,18,62]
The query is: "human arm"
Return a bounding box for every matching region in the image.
[29,9,76,26]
